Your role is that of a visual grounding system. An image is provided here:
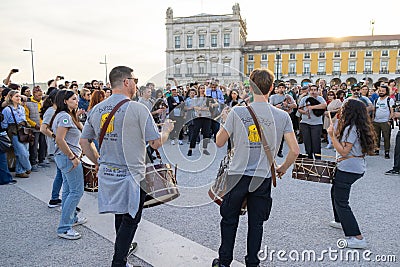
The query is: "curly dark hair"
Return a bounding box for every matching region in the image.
[336,99,376,155]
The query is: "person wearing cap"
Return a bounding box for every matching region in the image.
[344,84,374,113]
[25,86,48,170]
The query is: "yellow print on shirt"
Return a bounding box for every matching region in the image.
[248,124,260,143]
[100,113,115,133]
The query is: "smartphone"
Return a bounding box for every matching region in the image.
[12,69,19,73]
[58,76,64,80]
[167,77,174,80]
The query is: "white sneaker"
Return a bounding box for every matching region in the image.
[58,228,81,240]
[170,140,175,145]
[329,220,342,229]
[345,236,367,249]
[178,140,183,145]
[73,216,87,226]
[325,144,333,149]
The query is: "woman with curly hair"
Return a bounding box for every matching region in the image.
[327,99,376,249]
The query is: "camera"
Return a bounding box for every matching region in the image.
[12,69,19,73]
[167,77,174,81]
[58,76,64,80]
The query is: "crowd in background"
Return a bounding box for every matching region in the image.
[1,68,399,182]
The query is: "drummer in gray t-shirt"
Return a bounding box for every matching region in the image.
[80,66,173,267]
[298,84,327,159]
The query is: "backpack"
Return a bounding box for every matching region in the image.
[372,96,392,121]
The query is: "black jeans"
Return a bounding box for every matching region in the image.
[190,117,211,149]
[29,132,47,165]
[300,123,322,159]
[111,188,146,267]
[219,175,272,267]
[211,119,220,139]
[392,130,400,170]
[331,169,363,237]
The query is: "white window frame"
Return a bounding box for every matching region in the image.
[289,62,296,74]
[174,36,180,48]
[365,50,372,57]
[187,35,193,48]
[319,52,325,59]
[211,34,217,47]
[349,51,356,58]
[364,60,372,71]
[303,62,310,74]
[304,53,310,59]
[247,63,254,74]
[261,54,268,61]
[187,63,193,74]
[223,34,230,47]
[318,61,326,72]
[334,51,341,58]
[290,53,296,60]
[348,61,356,71]
[198,35,205,48]
[381,50,389,57]
[333,61,341,72]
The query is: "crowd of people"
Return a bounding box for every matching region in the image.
[0,66,399,266]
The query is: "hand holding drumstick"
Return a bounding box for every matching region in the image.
[327,111,334,138]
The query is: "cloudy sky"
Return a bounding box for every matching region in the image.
[1,0,399,86]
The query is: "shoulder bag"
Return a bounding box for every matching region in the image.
[8,106,34,144]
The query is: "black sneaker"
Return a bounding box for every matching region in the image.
[385,169,400,175]
[374,150,379,155]
[187,150,192,156]
[48,199,62,208]
[385,152,390,159]
[212,258,228,267]
[203,150,210,155]
[277,151,283,158]
[127,242,138,257]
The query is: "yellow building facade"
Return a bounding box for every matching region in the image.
[243,35,400,86]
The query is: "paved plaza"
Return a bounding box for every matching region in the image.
[1,135,399,267]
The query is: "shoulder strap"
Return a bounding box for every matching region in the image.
[8,106,18,124]
[98,99,130,150]
[246,105,277,187]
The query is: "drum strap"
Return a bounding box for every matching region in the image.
[246,106,278,187]
[98,98,131,149]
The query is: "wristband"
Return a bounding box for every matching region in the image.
[51,133,56,138]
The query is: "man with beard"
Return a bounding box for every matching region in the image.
[372,85,394,158]
[297,84,327,159]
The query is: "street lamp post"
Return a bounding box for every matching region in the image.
[100,55,108,84]
[276,48,281,81]
[23,38,35,88]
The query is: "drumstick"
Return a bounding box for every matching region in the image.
[295,162,319,176]
[314,154,336,159]
[328,110,333,126]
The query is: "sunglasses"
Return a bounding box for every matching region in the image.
[126,77,139,84]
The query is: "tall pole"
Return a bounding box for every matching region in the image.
[100,55,108,84]
[276,48,280,81]
[23,38,35,88]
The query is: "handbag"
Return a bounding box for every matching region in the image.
[0,131,12,152]
[8,106,34,144]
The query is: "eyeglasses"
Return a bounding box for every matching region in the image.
[351,89,361,92]
[328,94,335,96]
[126,77,139,84]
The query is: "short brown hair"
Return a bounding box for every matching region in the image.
[249,68,275,95]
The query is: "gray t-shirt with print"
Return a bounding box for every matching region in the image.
[51,111,82,156]
[81,93,160,172]
[336,125,365,174]
[223,102,293,178]
[42,107,56,155]
[81,93,160,217]
[298,95,326,125]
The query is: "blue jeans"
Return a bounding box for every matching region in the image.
[51,167,63,200]
[55,153,84,234]
[0,151,13,184]
[12,135,31,174]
